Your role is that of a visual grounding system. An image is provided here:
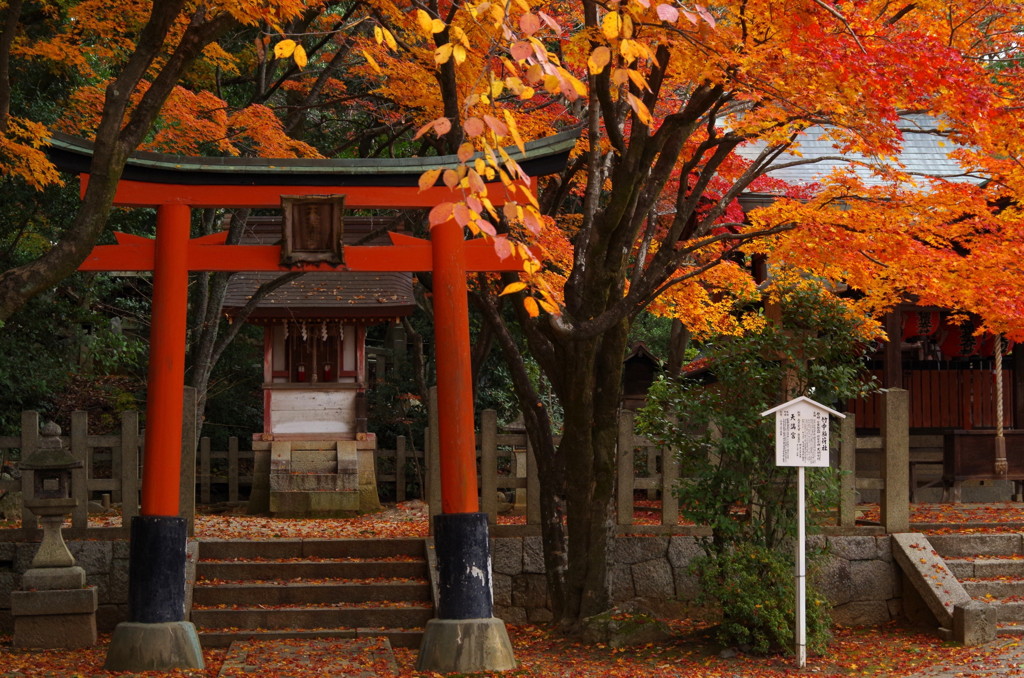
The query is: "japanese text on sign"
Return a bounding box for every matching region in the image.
[774,407,830,467]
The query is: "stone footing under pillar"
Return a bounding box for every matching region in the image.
[416,617,515,673]
[104,621,205,672]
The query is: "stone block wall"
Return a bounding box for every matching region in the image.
[1,534,901,632]
[492,534,901,627]
[0,540,130,634]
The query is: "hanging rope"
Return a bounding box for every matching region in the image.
[995,334,1008,476]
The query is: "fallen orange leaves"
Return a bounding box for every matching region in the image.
[1,621,1021,676]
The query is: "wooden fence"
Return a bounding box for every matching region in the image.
[0,389,924,539]
[850,368,1014,429]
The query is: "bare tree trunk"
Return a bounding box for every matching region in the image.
[186,208,302,436]
[666,318,691,377]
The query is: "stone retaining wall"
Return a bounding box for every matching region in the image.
[0,540,129,634]
[1,535,900,633]
[492,535,901,627]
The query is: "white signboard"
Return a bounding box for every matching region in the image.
[760,396,845,668]
[762,396,844,468]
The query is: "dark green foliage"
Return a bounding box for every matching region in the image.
[0,295,78,432]
[692,542,831,655]
[194,322,264,450]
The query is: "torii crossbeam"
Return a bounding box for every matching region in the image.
[46,130,578,673]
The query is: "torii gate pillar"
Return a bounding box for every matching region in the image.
[416,219,515,672]
[105,204,204,671]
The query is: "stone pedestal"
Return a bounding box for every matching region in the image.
[11,582,98,648]
[104,621,205,671]
[268,441,360,516]
[417,618,516,673]
[250,437,381,515]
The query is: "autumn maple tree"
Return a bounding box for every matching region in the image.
[361,0,1024,633]
[0,0,325,322]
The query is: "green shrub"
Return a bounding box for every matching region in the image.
[693,542,831,655]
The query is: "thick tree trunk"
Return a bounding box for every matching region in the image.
[551,320,629,630]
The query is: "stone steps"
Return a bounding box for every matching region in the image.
[197,559,428,581]
[929,533,1024,628]
[191,538,433,649]
[193,580,431,606]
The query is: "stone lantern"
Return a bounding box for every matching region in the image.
[20,421,81,568]
[11,421,98,648]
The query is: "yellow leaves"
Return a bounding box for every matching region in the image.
[430,43,466,66]
[458,142,476,162]
[273,39,306,68]
[361,50,381,74]
[418,169,442,192]
[523,297,541,317]
[619,39,651,64]
[504,110,525,154]
[374,26,398,52]
[434,43,454,65]
[602,11,634,40]
[602,12,623,41]
[626,92,652,126]
[500,281,528,296]
[589,46,611,75]
[416,10,446,36]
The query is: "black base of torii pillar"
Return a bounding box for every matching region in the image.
[418,513,515,672]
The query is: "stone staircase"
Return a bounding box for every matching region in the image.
[930,534,1024,631]
[269,441,359,516]
[190,538,434,648]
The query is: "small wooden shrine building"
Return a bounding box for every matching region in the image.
[622,342,662,411]
[219,216,415,515]
[222,216,414,442]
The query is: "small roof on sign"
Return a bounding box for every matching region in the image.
[760,395,846,419]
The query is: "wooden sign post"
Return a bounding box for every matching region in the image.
[761,396,845,668]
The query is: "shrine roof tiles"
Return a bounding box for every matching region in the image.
[737,114,985,189]
[222,217,414,320]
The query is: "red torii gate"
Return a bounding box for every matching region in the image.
[47,131,577,672]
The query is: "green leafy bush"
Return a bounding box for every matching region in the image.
[693,542,831,655]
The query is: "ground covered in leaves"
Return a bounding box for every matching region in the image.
[5,501,1024,674]
[1,623,1021,677]
[6,500,1024,537]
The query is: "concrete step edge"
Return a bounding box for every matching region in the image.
[194,579,429,587]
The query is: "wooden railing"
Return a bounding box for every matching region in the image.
[0,409,158,540]
[0,392,925,539]
[197,437,253,505]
